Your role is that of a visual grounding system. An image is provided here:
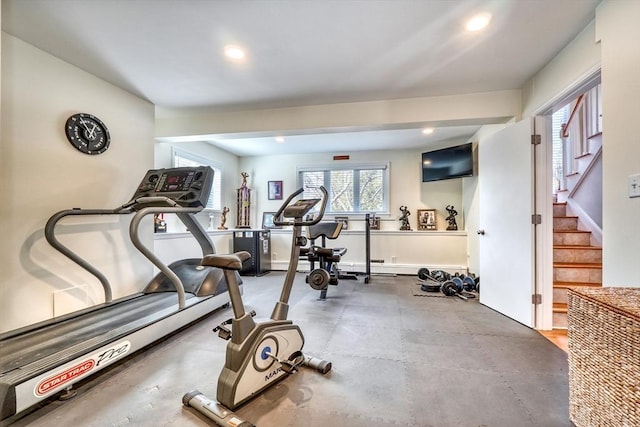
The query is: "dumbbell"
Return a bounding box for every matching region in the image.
[441,280,467,300]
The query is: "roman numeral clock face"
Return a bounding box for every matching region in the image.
[65,113,111,155]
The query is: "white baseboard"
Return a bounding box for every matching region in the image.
[270,260,468,277]
[566,200,602,247]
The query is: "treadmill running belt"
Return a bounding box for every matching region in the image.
[0,293,190,375]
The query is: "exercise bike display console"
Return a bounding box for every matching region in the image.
[280,198,320,219]
[183,187,332,427]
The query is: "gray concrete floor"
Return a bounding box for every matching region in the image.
[9,273,571,426]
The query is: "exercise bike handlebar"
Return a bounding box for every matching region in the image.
[272,186,328,227]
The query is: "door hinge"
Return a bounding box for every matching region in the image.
[532,294,542,305]
[531,134,541,145]
[531,214,542,225]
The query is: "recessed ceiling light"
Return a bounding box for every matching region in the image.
[466,13,492,32]
[275,136,285,143]
[422,128,434,135]
[224,45,246,60]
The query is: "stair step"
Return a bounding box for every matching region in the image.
[553,216,579,230]
[553,245,602,263]
[553,281,602,304]
[553,281,602,289]
[553,302,567,313]
[553,202,567,216]
[553,230,592,246]
[553,262,602,284]
[552,303,568,328]
[554,262,602,269]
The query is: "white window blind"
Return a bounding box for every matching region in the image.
[298,163,388,214]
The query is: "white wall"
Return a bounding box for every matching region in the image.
[154,231,234,267]
[521,21,600,118]
[151,145,473,275]
[595,0,640,287]
[1,34,155,332]
[239,148,466,229]
[238,147,469,274]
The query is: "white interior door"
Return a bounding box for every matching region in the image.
[479,119,535,327]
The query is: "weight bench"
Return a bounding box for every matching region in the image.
[301,221,353,299]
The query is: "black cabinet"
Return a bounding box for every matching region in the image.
[233,229,271,276]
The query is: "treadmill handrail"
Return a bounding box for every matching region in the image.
[120,195,180,210]
[44,199,209,307]
[129,206,202,309]
[45,208,130,303]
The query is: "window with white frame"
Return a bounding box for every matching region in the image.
[172,149,222,211]
[297,163,388,215]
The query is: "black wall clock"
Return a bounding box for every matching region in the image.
[65,113,111,155]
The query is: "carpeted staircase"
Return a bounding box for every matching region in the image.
[553,202,602,328]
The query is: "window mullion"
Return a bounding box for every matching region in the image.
[353,170,361,211]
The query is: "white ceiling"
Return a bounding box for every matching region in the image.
[1,0,600,155]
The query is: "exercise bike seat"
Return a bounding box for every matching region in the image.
[306,221,346,261]
[307,221,342,240]
[201,251,251,270]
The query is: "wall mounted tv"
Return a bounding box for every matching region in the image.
[421,142,474,183]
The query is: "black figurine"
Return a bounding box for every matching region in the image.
[399,205,411,230]
[445,205,458,231]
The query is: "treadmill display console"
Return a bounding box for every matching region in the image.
[131,166,214,208]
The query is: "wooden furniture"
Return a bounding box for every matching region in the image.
[568,287,640,427]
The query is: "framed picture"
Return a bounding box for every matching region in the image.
[262,212,282,229]
[335,216,349,230]
[268,180,283,200]
[417,209,437,230]
[369,216,380,230]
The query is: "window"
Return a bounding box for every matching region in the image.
[298,163,388,215]
[172,149,222,211]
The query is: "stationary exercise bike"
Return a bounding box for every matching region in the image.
[183,187,332,427]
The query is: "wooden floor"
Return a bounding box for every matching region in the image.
[539,329,568,352]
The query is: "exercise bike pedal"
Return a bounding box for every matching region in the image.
[214,325,232,340]
[214,310,257,340]
[264,350,306,374]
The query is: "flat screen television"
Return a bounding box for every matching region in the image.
[421,142,474,182]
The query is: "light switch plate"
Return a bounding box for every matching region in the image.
[630,173,640,198]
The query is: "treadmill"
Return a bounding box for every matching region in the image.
[0,166,236,422]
